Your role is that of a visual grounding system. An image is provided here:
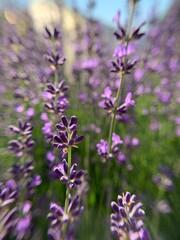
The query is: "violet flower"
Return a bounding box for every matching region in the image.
[117,92,135,116]
[96,133,123,161]
[48,115,87,239]
[44,53,66,69]
[45,27,61,40]
[53,115,84,153]
[110,58,138,74]
[111,192,151,240]
[113,44,135,59]
[53,159,85,189]
[8,120,34,158]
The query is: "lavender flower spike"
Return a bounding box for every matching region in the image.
[53,115,84,153]
[111,192,151,240]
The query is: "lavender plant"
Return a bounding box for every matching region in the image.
[111,192,151,240]
[97,0,145,163]
[2,119,41,239]
[0,0,179,239]
[48,115,87,240]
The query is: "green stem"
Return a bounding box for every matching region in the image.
[126,1,135,39]
[64,144,72,213]
[54,70,58,85]
[108,72,123,153]
[54,68,59,124]
[62,132,72,239]
[85,133,90,172]
[151,188,164,240]
[107,1,136,154]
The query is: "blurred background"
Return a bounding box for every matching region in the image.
[0,0,174,28]
[0,0,180,240]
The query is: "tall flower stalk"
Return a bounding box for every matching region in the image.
[6,119,41,239]
[97,0,144,162]
[48,115,87,240]
[108,0,137,154]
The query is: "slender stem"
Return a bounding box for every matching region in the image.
[127,1,135,39]
[62,132,72,239]
[151,187,164,240]
[54,69,58,85]
[108,72,123,153]
[85,133,90,172]
[52,36,58,86]
[54,68,59,125]
[64,133,72,214]
[107,1,136,153]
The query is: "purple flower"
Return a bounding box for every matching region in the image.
[111,58,137,74]
[9,119,33,136]
[15,104,24,113]
[116,93,135,116]
[46,81,68,95]
[57,96,69,112]
[26,108,35,118]
[112,133,123,146]
[149,121,161,132]
[45,27,61,40]
[48,202,66,228]
[41,112,49,122]
[48,195,84,238]
[78,92,88,102]
[53,115,84,152]
[53,159,85,188]
[153,167,174,191]
[113,44,135,59]
[42,91,53,101]
[99,86,116,113]
[111,192,151,239]
[131,138,139,147]
[125,92,135,107]
[117,153,127,164]
[0,179,17,207]
[159,92,172,104]
[97,134,123,160]
[16,215,32,240]
[101,86,112,99]
[44,53,66,68]
[155,200,171,214]
[26,174,42,197]
[96,139,108,158]
[113,10,121,23]
[134,69,144,82]
[46,151,55,163]
[42,122,53,140]
[176,126,180,137]
[8,120,35,157]
[81,58,99,72]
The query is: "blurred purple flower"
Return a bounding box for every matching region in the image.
[113,44,135,59]
[26,108,35,118]
[41,112,49,122]
[46,151,55,163]
[111,192,151,239]
[134,69,144,82]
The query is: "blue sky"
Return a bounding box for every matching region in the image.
[65,0,173,27]
[7,0,174,27]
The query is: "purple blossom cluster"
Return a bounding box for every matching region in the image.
[111,192,151,240]
[0,119,41,239]
[48,115,87,239]
[96,133,123,161]
[53,115,84,153]
[96,1,144,165]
